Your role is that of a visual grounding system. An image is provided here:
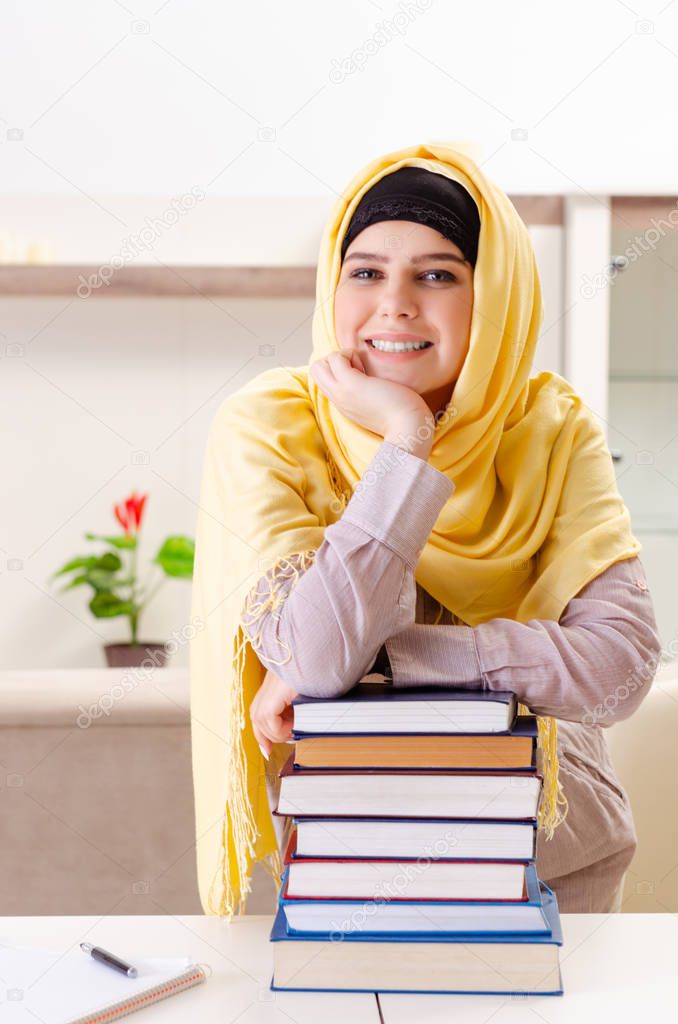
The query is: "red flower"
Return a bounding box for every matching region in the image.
[114,492,148,534]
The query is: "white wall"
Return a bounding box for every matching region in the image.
[1,0,677,203]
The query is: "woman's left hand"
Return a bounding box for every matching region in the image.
[249,668,298,758]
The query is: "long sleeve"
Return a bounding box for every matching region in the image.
[386,554,662,728]
[241,440,454,697]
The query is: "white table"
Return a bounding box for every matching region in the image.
[2,913,678,1021]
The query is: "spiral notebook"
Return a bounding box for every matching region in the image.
[0,941,209,1023]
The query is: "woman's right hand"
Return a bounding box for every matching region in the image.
[249,668,298,759]
[310,349,435,453]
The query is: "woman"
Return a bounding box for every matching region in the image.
[189,141,661,919]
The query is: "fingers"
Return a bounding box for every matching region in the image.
[313,350,361,372]
[310,356,337,383]
[252,713,290,759]
[250,689,272,758]
[330,350,360,374]
[348,349,366,373]
[250,668,297,761]
[261,710,293,744]
[250,703,293,758]
[251,721,271,759]
[311,355,355,420]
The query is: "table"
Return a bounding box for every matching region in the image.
[2,912,677,1021]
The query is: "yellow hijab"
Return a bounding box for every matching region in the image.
[189,141,640,917]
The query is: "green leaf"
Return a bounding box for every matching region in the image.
[86,569,127,592]
[61,572,90,591]
[84,532,137,550]
[51,555,99,579]
[152,535,195,578]
[94,552,123,571]
[89,591,135,619]
[52,552,123,590]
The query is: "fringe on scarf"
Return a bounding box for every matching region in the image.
[518,701,569,840]
[207,548,318,918]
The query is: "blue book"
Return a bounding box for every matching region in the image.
[292,683,518,736]
[278,860,550,936]
[269,881,563,995]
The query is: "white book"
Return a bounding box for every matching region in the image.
[277,759,542,819]
[286,857,527,901]
[294,817,536,860]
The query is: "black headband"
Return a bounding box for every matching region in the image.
[340,166,481,267]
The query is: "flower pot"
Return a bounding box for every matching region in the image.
[104,642,170,668]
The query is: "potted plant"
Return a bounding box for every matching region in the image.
[50,491,195,667]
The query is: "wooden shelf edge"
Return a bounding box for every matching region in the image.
[0,265,318,297]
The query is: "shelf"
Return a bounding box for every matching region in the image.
[611,375,678,382]
[633,528,678,535]
[0,264,317,298]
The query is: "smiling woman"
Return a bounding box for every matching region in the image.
[189,141,660,920]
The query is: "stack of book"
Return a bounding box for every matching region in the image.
[269,684,564,996]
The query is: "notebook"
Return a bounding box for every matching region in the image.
[292,684,517,735]
[0,941,209,1023]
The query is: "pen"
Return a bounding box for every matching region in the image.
[80,942,138,978]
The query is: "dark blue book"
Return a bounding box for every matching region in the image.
[292,683,518,736]
[269,881,563,995]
